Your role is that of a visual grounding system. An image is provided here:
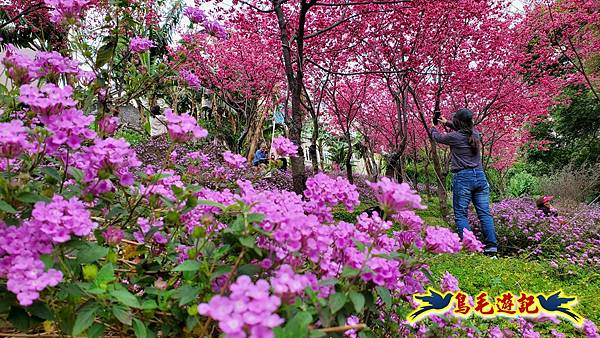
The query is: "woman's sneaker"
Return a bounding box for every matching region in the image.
[483,250,498,259]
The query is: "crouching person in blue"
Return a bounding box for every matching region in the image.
[430,108,499,257]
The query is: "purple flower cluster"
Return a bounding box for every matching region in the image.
[368,177,425,215]
[164,109,208,143]
[180,70,202,90]
[476,198,600,267]
[2,46,89,86]
[102,226,125,246]
[34,51,81,78]
[98,115,120,136]
[198,275,284,337]
[304,173,360,222]
[134,217,165,244]
[440,271,459,292]
[223,151,247,169]
[0,120,32,158]
[184,6,207,24]
[0,196,96,305]
[424,226,462,253]
[462,229,484,253]
[270,264,317,300]
[204,20,227,40]
[44,0,90,24]
[271,136,298,157]
[74,137,141,194]
[44,108,96,154]
[31,195,97,243]
[2,47,39,85]
[129,37,155,53]
[19,84,77,121]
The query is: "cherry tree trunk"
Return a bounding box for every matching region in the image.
[428,140,450,219]
[345,134,354,184]
[247,108,268,161]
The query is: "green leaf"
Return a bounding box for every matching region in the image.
[88,323,105,338]
[352,238,366,252]
[239,236,256,249]
[96,40,116,68]
[141,300,158,310]
[197,199,225,210]
[27,302,54,320]
[210,265,232,281]
[318,278,339,286]
[341,266,360,278]
[173,285,200,306]
[310,330,327,337]
[376,287,392,308]
[16,192,50,204]
[133,318,148,338]
[7,307,42,332]
[173,260,201,272]
[107,206,127,219]
[328,292,347,314]
[72,303,99,335]
[69,167,84,182]
[282,311,312,338]
[96,263,115,284]
[112,305,133,326]
[0,200,17,213]
[77,243,109,264]
[238,264,260,276]
[349,292,365,313]
[42,167,61,181]
[246,213,265,223]
[110,289,141,308]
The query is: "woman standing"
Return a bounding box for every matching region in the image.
[430,108,498,256]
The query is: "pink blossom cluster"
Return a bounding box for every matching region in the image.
[303,173,360,222]
[368,177,425,215]
[44,108,96,154]
[180,70,202,90]
[462,229,484,252]
[31,195,97,243]
[270,264,317,299]
[440,271,459,292]
[424,226,462,253]
[223,151,247,169]
[164,109,208,142]
[19,84,77,121]
[98,115,120,135]
[0,196,96,305]
[134,217,166,245]
[184,6,207,24]
[0,120,32,158]
[2,47,39,85]
[204,20,227,40]
[2,46,89,85]
[34,51,81,78]
[271,136,298,157]
[140,168,184,202]
[73,137,141,194]
[102,226,125,245]
[582,319,599,338]
[44,0,90,24]
[198,275,284,337]
[129,37,155,53]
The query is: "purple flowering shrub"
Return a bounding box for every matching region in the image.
[469,198,600,267]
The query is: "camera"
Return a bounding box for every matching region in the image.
[433,110,441,125]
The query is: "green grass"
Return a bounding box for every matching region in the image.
[429,252,600,329]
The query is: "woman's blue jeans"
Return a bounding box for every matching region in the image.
[452,169,498,253]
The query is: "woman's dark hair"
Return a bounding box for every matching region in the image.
[150,105,161,117]
[452,108,479,154]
